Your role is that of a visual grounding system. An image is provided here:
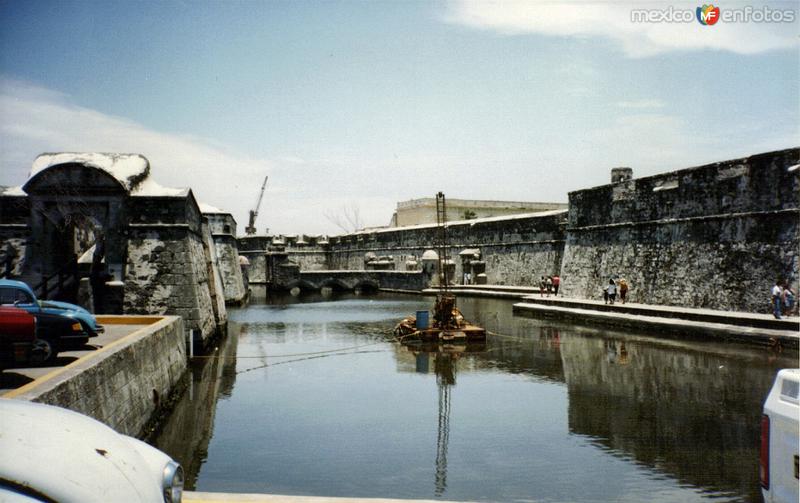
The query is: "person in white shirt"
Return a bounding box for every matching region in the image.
[607,279,617,304]
[771,281,783,319]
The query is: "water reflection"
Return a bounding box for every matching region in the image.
[399,341,488,496]
[151,294,796,501]
[152,326,239,489]
[434,353,452,497]
[561,334,779,502]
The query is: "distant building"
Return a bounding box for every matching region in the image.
[389,197,568,227]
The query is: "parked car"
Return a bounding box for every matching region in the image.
[760,368,800,503]
[0,279,103,347]
[0,399,183,502]
[0,305,93,364]
[0,306,41,364]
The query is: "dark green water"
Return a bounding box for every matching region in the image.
[153,292,795,502]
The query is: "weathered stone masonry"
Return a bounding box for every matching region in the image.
[271,148,798,313]
[559,148,799,312]
[204,211,248,304]
[327,211,568,286]
[123,193,221,343]
[0,153,246,347]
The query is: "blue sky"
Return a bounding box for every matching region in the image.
[1,0,797,234]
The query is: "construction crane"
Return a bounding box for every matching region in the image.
[245,175,268,235]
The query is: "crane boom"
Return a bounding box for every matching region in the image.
[245,175,268,235]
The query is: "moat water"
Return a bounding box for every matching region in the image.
[153,291,794,502]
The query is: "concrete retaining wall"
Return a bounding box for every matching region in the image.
[6,316,186,438]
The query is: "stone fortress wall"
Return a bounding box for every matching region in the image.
[123,195,222,344]
[275,148,798,313]
[559,147,799,311]
[204,212,247,304]
[327,210,567,286]
[0,154,247,347]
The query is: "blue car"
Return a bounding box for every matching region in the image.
[0,279,103,347]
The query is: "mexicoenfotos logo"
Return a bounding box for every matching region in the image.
[697,4,721,25]
[631,4,796,23]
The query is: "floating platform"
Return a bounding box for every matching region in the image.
[394,316,486,343]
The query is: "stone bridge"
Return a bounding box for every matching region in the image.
[289,270,426,293]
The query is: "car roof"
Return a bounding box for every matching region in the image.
[0,279,34,292]
[0,400,162,502]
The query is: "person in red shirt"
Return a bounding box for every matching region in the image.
[552,275,560,296]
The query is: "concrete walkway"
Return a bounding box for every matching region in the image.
[185,493,463,503]
[0,318,148,395]
[424,284,799,349]
[421,285,534,300]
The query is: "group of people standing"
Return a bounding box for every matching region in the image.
[771,280,796,319]
[603,277,629,305]
[539,275,560,297]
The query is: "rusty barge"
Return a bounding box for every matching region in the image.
[394,192,486,344]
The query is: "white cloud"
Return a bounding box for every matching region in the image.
[0,78,380,235]
[616,99,665,109]
[444,0,799,57]
[1,77,793,235]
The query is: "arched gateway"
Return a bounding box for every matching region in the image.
[0,152,240,347]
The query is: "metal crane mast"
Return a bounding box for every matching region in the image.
[245,176,268,235]
[435,192,449,292]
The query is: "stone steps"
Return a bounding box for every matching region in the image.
[514,296,799,332]
[513,302,799,349]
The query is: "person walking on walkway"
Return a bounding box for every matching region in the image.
[540,276,546,297]
[771,280,783,319]
[607,278,617,305]
[781,282,795,316]
[546,276,553,297]
[619,278,629,304]
[552,275,560,296]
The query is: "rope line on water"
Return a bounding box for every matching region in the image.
[192,339,390,360]
[236,348,389,375]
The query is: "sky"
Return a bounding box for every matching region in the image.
[0,0,797,235]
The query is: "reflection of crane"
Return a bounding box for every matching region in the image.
[434,353,456,496]
[245,176,268,235]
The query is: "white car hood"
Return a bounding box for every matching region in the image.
[0,399,163,503]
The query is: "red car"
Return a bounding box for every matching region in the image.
[0,306,58,364]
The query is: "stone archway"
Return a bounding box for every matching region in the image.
[22,162,129,300]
